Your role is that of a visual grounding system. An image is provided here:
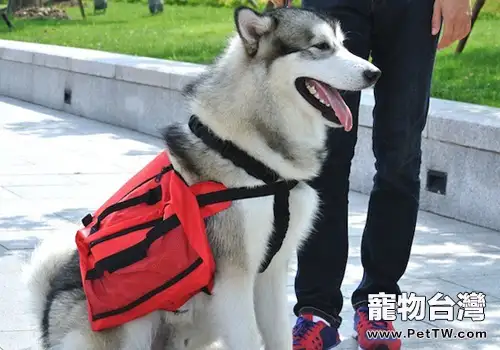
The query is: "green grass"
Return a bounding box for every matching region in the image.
[0,1,499,107]
[431,1,500,107]
[0,3,236,63]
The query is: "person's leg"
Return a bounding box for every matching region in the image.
[352,0,439,347]
[294,0,372,330]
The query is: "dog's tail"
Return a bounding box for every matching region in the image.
[22,232,76,320]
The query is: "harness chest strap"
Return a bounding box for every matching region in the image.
[188,115,298,273]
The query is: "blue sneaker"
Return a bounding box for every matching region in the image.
[293,313,341,350]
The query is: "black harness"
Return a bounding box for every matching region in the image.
[188,115,298,272]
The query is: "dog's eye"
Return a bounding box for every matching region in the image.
[312,42,330,51]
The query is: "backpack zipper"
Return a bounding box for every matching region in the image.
[87,165,173,235]
[89,218,163,248]
[119,165,172,202]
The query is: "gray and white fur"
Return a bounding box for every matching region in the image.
[23,5,380,350]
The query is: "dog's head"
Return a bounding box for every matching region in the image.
[233,5,380,131]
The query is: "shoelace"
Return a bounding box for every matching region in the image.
[293,317,316,345]
[357,308,389,330]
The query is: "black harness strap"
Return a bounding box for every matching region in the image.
[259,181,292,272]
[196,179,297,207]
[188,116,280,184]
[188,115,298,273]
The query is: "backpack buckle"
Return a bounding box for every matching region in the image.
[82,213,93,227]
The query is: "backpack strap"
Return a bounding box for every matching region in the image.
[89,186,163,233]
[85,215,183,280]
[82,164,174,233]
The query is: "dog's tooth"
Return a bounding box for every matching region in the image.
[307,84,317,94]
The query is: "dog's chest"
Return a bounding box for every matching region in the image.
[239,182,319,267]
[283,183,319,252]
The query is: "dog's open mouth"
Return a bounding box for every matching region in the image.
[295,77,353,132]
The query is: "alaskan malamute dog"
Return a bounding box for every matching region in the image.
[24,4,380,350]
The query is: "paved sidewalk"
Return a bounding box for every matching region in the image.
[0,95,499,350]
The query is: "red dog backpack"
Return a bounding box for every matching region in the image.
[76,151,232,331]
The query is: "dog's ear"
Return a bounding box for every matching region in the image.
[234,7,275,56]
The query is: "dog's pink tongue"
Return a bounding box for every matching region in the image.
[307,79,353,132]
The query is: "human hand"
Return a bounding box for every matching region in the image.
[432,0,472,50]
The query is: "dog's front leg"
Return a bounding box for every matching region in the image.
[120,312,163,350]
[254,258,291,350]
[209,265,262,350]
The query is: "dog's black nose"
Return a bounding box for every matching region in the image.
[363,69,381,84]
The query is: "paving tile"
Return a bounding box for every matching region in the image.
[3,160,124,176]
[0,155,33,168]
[0,188,21,200]
[0,202,83,231]
[0,244,8,256]
[0,226,78,250]
[4,185,120,202]
[415,210,498,234]
[68,172,136,186]
[439,274,500,300]
[0,235,39,250]
[404,249,500,281]
[0,257,38,333]
[0,174,79,187]
[0,330,41,350]
[411,231,500,253]
[0,249,33,274]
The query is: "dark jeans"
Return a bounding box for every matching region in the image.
[294,0,439,327]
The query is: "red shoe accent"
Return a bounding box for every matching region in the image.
[293,313,341,350]
[355,307,402,350]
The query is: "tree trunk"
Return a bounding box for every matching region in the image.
[455,0,487,54]
[78,0,85,18]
